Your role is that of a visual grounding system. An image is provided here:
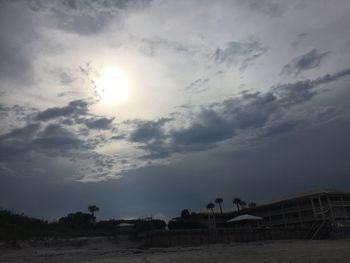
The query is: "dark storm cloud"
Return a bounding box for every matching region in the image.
[0,162,14,176]
[281,49,330,76]
[275,67,350,106]
[33,136,83,152]
[214,40,267,70]
[85,117,114,130]
[0,123,41,140]
[0,123,41,162]
[0,100,118,176]
[261,119,299,138]
[0,122,84,161]
[0,119,117,181]
[128,118,172,143]
[35,100,89,121]
[0,105,8,117]
[111,134,126,140]
[135,67,350,159]
[2,116,350,220]
[0,104,37,125]
[317,106,336,119]
[171,109,232,146]
[164,92,278,154]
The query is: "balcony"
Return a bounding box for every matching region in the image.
[330,201,350,206]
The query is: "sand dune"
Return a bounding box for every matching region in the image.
[1,238,350,263]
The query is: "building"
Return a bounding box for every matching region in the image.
[196,189,350,238]
[245,189,350,228]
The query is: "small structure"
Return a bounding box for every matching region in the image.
[227,214,263,223]
[227,214,263,229]
[117,223,134,234]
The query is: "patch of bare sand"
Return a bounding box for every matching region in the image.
[1,238,350,263]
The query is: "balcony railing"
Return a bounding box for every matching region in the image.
[329,201,350,206]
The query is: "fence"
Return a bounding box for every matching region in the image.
[139,228,305,248]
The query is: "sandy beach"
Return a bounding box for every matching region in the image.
[1,238,350,263]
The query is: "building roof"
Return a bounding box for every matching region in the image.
[197,189,350,215]
[256,189,350,207]
[227,214,263,223]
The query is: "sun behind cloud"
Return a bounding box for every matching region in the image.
[95,68,129,105]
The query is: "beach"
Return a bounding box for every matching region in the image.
[1,238,350,263]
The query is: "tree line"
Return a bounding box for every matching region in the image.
[169,197,257,230]
[0,205,166,241]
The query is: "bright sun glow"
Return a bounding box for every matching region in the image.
[95,68,129,104]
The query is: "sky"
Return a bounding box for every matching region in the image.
[1,0,350,221]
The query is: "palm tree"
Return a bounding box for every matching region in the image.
[181,209,190,219]
[206,203,216,228]
[240,201,247,210]
[233,198,242,211]
[215,197,223,214]
[88,205,99,222]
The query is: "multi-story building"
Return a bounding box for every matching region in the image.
[195,189,350,238]
[246,189,350,228]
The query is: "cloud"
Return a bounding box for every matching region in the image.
[35,100,89,121]
[0,2,38,83]
[137,36,196,57]
[185,78,210,93]
[23,0,150,35]
[134,67,350,159]
[171,109,232,146]
[0,162,14,176]
[235,0,285,17]
[275,67,350,106]
[1,0,350,220]
[214,40,267,70]
[33,136,83,152]
[111,134,126,140]
[0,123,42,165]
[281,49,330,76]
[291,33,308,49]
[2,67,349,181]
[85,117,114,130]
[128,118,172,143]
[0,120,119,181]
[1,123,41,140]
[0,123,84,158]
[57,70,76,85]
[261,119,299,138]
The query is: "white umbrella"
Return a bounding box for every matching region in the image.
[226,214,263,223]
[118,223,134,227]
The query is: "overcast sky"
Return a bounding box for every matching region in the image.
[1,0,350,221]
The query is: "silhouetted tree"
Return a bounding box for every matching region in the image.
[240,201,247,209]
[88,205,99,222]
[248,202,256,208]
[59,212,93,227]
[190,212,197,218]
[215,197,223,214]
[233,198,242,211]
[168,219,205,230]
[206,203,216,228]
[181,209,190,219]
